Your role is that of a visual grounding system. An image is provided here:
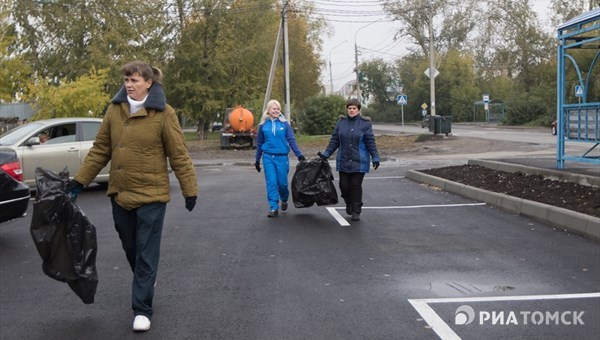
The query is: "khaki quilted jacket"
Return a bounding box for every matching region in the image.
[75,84,198,210]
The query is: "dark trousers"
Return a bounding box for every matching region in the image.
[338,172,365,213]
[111,198,166,319]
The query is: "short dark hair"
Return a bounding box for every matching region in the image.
[346,98,361,110]
[122,61,163,83]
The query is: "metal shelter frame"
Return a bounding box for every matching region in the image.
[472,99,505,123]
[556,8,600,169]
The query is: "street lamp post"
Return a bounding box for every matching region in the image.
[354,19,384,103]
[428,0,436,116]
[328,40,347,94]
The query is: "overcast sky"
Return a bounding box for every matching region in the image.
[316,0,554,93]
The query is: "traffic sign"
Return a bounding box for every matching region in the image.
[396,95,408,105]
[483,94,490,103]
[575,86,584,97]
[421,103,428,109]
[424,67,439,79]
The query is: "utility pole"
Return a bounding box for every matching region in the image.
[262,22,282,114]
[282,0,291,121]
[329,40,346,94]
[354,19,383,104]
[354,42,361,102]
[428,0,436,116]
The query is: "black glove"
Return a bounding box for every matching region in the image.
[298,155,306,162]
[373,161,380,170]
[66,179,83,201]
[185,196,197,212]
[255,161,261,172]
[317,151,328,160]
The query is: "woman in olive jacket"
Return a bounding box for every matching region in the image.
[318,98,380,222]
[70,61,198,332]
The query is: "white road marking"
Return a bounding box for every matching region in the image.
[333,203,486,211]
[364,176,405,180]
[327,203,486,226]
[362,203,486,209]
[410,300,461,340]
[408,292,600,340]
[326,207,350,226]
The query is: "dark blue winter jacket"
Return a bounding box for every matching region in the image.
[322,114,380,173]
[255,118,303,162]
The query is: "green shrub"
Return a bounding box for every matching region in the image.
[301,95,346,135]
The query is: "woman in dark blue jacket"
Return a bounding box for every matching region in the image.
[255,100,305,217]
[318,99,380,221]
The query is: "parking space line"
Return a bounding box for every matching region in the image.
[326,203,487,226]
[409,299,460,340]
[408,292,600,340]
[360,203,486,210]
[326,207,350,226]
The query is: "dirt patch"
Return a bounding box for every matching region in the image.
[421,165,600,218]
[186,134,423,161]
[186,134,532,161]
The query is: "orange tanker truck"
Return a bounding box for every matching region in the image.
[220,106,257,149]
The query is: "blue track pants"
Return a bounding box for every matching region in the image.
[262,153,290,211]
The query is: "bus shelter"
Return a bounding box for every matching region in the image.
[472,99,505,123]
[556,8,600,169]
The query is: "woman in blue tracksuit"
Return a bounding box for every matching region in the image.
[255,100,305,217]
[318,98,380,222]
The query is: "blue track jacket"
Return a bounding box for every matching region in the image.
[255,118,303,161]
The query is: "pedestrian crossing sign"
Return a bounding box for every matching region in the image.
[575,85,584,97]
[397,95,407,105]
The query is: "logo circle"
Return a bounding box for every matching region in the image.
[455,305,475,325]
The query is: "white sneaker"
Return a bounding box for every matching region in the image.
[133,315,151,332]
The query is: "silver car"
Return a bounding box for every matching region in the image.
[0,117,110,188]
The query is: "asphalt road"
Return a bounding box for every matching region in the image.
[1,165,599,339]
[373,123,600,156]
[372,123,558,144]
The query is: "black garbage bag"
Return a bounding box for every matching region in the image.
[292,158,338,208]
[30,167,98,304]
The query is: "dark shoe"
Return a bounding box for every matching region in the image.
[281,201,288,211]
[351,212,360,221]
[352,202,363,215]
[345,204,352,216]
[267,210,279,217]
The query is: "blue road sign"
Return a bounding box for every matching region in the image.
[397,95,408,105]
[575,86,584,97]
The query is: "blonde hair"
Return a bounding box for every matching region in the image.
[259,99,286,125]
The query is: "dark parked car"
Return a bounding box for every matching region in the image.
[211,122,223,132]
[0,148,30,223]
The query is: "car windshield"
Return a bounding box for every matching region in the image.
[0,123,45,145]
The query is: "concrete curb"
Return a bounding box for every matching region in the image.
[406,170,600,241]
[193,160,251,167]
[468,159,600,187]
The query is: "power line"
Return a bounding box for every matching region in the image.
[310,0,385,4]
[310,0,386,7]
